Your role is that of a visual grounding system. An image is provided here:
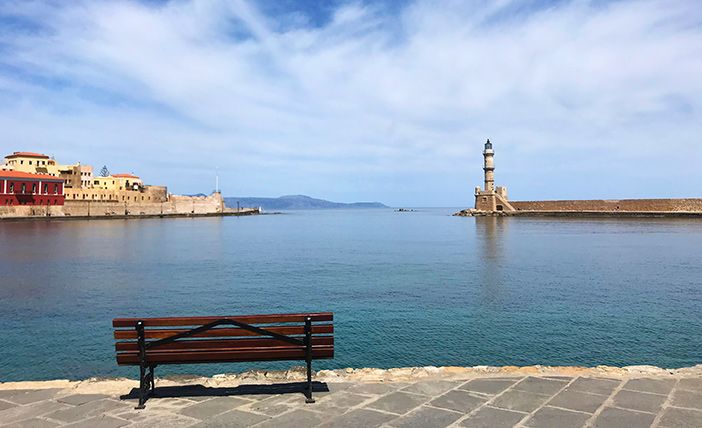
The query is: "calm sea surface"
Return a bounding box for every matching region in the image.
[1,209,701,381]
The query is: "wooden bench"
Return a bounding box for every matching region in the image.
[112,312,334,408]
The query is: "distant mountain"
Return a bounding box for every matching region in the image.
[225,195,388,210]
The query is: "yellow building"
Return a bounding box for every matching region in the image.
[3,152,93,189]
[93,174,143,191]
[3,152,56,175]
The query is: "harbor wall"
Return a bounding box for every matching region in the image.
[0,193,225,219]
[510,198,702,213]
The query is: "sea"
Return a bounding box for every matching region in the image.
[1,208,701,382]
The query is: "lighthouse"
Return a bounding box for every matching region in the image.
[474,139,512,213]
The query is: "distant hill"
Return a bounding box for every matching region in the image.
[225,195,388,210]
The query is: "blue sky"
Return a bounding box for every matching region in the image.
[1,0,701,206]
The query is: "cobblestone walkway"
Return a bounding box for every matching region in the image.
[1,375,701,427]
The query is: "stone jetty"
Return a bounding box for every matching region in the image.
[1,365,701,427]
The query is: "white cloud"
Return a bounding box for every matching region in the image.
[0,0,700,205]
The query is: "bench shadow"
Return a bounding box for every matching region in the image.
[120,381,329,402]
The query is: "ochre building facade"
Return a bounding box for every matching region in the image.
[1,151,225,219]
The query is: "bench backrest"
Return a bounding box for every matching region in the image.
[113,312,334,366]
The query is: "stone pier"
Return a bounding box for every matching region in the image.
[1,365,700,427]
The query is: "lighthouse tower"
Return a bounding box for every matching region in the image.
[483,139,495,192]
[474,139,512,212]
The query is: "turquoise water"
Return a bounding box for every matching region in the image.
[0,209,701,381]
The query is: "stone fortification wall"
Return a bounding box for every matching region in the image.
[0,205,65,218]
[0,193,224,218]
[63,186,168,204]
[510,198,702,213]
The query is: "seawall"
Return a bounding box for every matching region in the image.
[456,198,702,217]
[2,365,701,392]
[510,198,702,213]
[0,192,255,220]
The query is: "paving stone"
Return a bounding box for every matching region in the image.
[671,388,702,410]
[566,378,620,396]
[428,389,487,413]
[400,381,462,397]
[1,389,63,405]
[622,378,675,395]
[110,409,151,422]
[189,409,270,428]
[591,406,656,428]
[44,398,127,423]
[255,409,328,428]
[245,394,302,416]
[62,415,129,428]
[365,391,428,415]
[318,408,395,428]
[513,377,569,395]
[305,400,350,417]
[326,382,354,394]
[143,397,200,412]
[523,405,591,428]
[459,406,527,428]
[658,406,702,428]
[677,378,702,392]
[490,389,552,413]
[4,419,61,428]
[0,400,71,425]
[187,395,219,402]
[0,399,18,411]
[388,405,462,428]
[318,391,371,408]
[0,389,25,400]
[547,389,608,413]
[63,415,129,428]
[459,378,518,395]
[57,394,110,406]
[179,396,250,419]
[346,383,401,396]
[612,389,667,413]
[128,413,201,428]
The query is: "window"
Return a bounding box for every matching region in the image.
[32,183,36,194]
[44,184,48,193]
[9,183,14,192]
[54,184,58,194]
[21,183,26,193]
[20,160,24,165]
[29,160,32,165]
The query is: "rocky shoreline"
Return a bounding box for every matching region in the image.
[2,365,701,394]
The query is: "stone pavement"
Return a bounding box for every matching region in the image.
[1,371,701,428]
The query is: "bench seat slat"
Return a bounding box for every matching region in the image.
[116,347,334,365]
[115,337,333,352]
[114,324,333,340]
[113,312,333,328]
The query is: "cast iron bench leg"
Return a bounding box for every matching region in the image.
[305,317,315,403]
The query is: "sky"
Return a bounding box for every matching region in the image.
[0,0,700,207]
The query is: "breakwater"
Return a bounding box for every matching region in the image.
[456,198,702,217]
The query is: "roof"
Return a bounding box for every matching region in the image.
[0,170,63,181]
[5,151,50,159]
[112,173,140,179]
